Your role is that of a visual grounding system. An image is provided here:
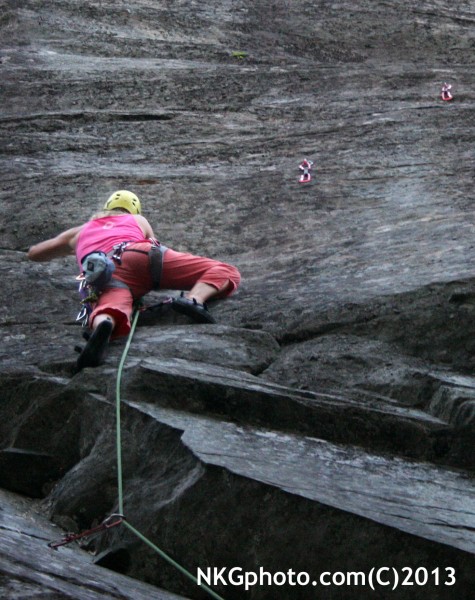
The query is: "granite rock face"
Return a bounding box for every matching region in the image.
[1,1,475,599]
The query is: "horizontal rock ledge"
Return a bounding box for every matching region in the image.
[124,357,448,460]
[130,400,475,556]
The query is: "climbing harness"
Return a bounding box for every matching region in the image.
[111,240,167,291]
[75,239,167,327]
[441,82,453,102]
[299,158,314,183]
[48,514,125,550]
[75,251,115,319]
[75,248,127,326]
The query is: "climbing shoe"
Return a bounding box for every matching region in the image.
[75,320,113,372]
[171,293,216,324]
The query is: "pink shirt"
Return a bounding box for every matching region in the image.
[76,214,147,266]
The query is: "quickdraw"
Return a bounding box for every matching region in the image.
[139,296,174,313]
[441,82,453,102]
[299,158,314,183]
[48,513,125,550]
[75,275,101,327]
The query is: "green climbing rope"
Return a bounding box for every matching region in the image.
[123,521,226,600]
[115,310,225,600]
[115,309,139,515]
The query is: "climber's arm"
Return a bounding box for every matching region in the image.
[27,226,82,262]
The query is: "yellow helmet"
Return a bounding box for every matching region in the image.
[104,190,141,214]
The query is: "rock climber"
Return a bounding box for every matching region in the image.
[28,190,241,371]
